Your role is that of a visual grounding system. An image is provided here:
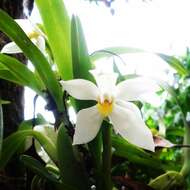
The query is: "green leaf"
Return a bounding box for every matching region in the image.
[20,155,59,183]
[149,171,184,190]
[36,0,72,80]
[157,53,188,76]
[31,175,42,190]
[0,100,10,105]
[31,130,58,163]
[34,124,57,163]
[112,135,175,171]
[0,54,44,95]
[17,117,48,152]
[0,102,3,158]
[0,130,57,168]
[158,81,177,98]
[71,15,93,81]
[18,116,47,131]
[0,62,32,86]
[166,128,184,137]
[57,124,89,190]
[71,15,95,109]
[90,47,144,62]
[0,131,26,168]
[0,10,64,111]
[46,164,60,177]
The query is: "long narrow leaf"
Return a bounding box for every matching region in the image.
[36,0,72,80]
[0,131,26,168]
[0,69,26,86]
[31,175,42,190]
[0,62,29,85]
[157,53,188,76]
[17,117,48,152]
[90,47,144,62]
[20,155,59,183]
[0,10,64,111]
[112,135,176,171]
[0,101,3,158]
[0,54,44,95]
[71,16,93,81]
[0,130,57,168]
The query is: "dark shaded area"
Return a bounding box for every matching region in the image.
[113,176,154,190]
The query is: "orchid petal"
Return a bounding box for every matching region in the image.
[109,103,155,151]
[90,70,118,101]
[60,79,99,101]
[116,100,142,119]
[137,92,161,106]
[1,42,22,54]
[73,105,103,145]
[116,77,158,102]
[15,19,34,34]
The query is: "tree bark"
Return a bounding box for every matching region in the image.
[0,1,34,190]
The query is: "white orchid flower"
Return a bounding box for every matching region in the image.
[61,72,158,151]
[1,19,45,54]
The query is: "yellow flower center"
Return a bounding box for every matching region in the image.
[97,99,113,117]
[28,31,40,39]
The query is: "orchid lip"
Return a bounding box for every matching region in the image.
[28,30,40,39]
[97,98,114,117]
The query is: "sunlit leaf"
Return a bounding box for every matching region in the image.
[71,15,93,81]
[0,130,57,168]
[157,53,188,76]
[18,117,48,152]
[90,47,144,62]
[0,54,44,95]
[0,67,32,87]
[34,124,57,163]
[36,0,73,80]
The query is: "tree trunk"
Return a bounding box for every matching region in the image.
[0,1,34,190]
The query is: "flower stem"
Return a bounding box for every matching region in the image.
[88,131,103,190]
[102,122,112,190]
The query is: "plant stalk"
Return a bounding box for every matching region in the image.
[174,98,190,178]
[180,120,190,177]
[88,131,103,190]
[102,122,112,190]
